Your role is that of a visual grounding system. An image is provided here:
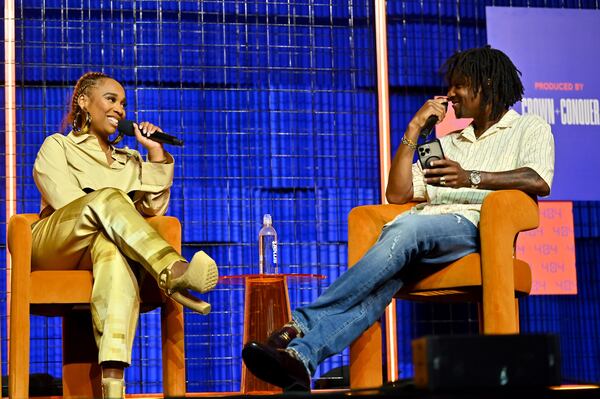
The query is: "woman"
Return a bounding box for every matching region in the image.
[32,72,217,398]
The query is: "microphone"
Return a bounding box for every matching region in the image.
[420,102,448,138]
[117,119,184,146]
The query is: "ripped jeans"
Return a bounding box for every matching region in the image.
[288,213,479,374]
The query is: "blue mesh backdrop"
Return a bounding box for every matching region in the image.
[4,0,378,393]
[0,0,599,395]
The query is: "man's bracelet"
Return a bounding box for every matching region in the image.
[401,135,417,150]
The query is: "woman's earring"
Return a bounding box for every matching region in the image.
[81,111,92,134]
[72,110,82,133]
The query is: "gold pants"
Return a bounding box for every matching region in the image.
[31,188,184,364]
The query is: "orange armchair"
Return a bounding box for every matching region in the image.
[7,214,186,398]
[347,190,539,388]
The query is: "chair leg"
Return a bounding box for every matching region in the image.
[349,321,384,389]
[162,299,186,397]
[9,302,31,398]
[62,311,101,398]
[477,298,520,334]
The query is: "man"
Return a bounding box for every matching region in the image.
[242,46,555,391]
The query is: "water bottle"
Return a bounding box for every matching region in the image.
[258,214,278,274]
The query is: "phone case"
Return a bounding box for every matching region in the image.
[417,139,445,169]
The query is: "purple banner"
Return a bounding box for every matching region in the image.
[487,7,600,200]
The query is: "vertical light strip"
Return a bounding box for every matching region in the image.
[374,0,398,383]
[5,0,17,366]
[374,2,390,192]
[4,2,17,219]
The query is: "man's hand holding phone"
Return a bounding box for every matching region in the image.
[423,157,471,188]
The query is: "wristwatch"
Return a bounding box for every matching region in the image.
[469,170,481,188]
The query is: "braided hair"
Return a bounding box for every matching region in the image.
[63,71,110,132]
[441,46,524,121]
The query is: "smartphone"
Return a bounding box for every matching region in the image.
[417,139,445,169]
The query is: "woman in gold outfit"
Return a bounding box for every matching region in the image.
[31,72,217,398]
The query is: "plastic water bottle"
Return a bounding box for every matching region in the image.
[258,214,278,274]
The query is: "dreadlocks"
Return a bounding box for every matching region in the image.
[441,46,524,121]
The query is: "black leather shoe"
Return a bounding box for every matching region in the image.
[242,341,310,391]
[266,324,301,349]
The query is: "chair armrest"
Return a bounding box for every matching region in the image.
[8,214,39,277]
[146,216,182,253]
[480,190,539,243]
[347,203,417,267]
[479,189,538,268]
[139,216,183,305]
[479,190,539,333]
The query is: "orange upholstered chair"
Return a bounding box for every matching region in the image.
[347,190,539,388]
[7,214,186,398]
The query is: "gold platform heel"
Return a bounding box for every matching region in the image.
[158,251,219,314]
[102,377,125,399]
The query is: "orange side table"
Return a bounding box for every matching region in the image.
[221,273,324,393]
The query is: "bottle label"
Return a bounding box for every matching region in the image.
[260,235,278,274]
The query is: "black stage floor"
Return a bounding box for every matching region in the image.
[227,387,600,399]
[222,382,600,399]
[4,374,600,398]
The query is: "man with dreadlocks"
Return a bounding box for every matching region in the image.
[241,46,555,391]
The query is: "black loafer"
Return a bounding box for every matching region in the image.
[242,341,310,391]
[266,325,302,350]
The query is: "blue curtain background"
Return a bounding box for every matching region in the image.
[0,0,598,394]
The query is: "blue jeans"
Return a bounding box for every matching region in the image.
[288,213,479,374]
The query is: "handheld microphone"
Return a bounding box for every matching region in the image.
[420,102,448,138]
[117,119,184,146]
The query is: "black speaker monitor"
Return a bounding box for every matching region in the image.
[412,334,561,391]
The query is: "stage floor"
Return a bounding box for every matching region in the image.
[180,381,600,399]
[10,376,600,398]
[220,385,600,399]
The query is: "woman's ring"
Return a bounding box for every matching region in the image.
[440,176,446,186]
